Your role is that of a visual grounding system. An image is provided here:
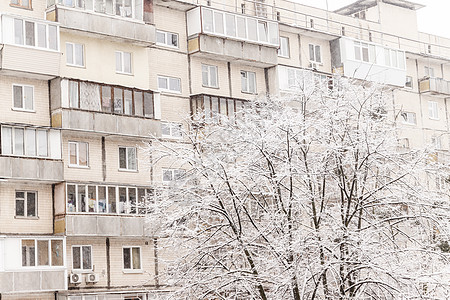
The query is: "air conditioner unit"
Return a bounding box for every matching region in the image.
[86,273,98,283]
[69,273,82,284]
[308,62,318,70]
[86,273,99,283]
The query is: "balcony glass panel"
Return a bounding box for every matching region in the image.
[53,0,143,20]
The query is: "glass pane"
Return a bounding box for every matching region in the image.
[25,21,35,46]
[315,46,321,63]
[214,12,224,34]
[108,186,116,213]
[132,247,141,269]
[210,66,217,87]
[2,127,12,155]
[129,188,136,214]
[119,147,127,169]
[369,45,376,64]
[202,65,209,86]
[48,25,58,50]
[69,81,79,108]
[14,128,24,155]
[37,240,49,266]
[69,143,77,165]
[247,19,257,41]
[88,185,96,213]
[124,90,133,115]
[236,17,246,39]
[203,9,213,32]
[22,240,35,266]
[78,184,86,212]
[116,52,122,72]
[14,19,24,45]
[156,31,165,44]
[123,248,131,269]
[241,71,247,92]
[79,142,88,166]
[127,147,137,170]
[13,86,22,109]
[163,169,173,181]
[391,50,398,68]
[72,246,81,269]
[268,22,278,44]
[75,44,84,66]
[51,240,63,266]
[170,33,178,47]
[257,21,267,42]
[16,198,24,216]
[27,192,36,217]
[225,14,236,37]
[37,130,48,157]
[123,52,131,73]
[138,188,146,214]
[398,51,405,69]
[67,184,77,212]
[82,246,92,269]
[101,86,112,112]
[114,88,123,114]
[24,86,33,110]
[119,187,127,213]
[354,44,361,61]
[384,48,390,66]
[161,123,170,136]
[169,78,180,92]
[25,128,36,156]
[98,186,107,213]
[134,91,143,116]
[362,45,369,62]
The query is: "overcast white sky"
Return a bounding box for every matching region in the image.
[293,0,450,39]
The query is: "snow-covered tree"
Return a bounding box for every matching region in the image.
[147,76,450,299]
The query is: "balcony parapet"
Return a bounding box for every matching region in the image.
[0,270,66,293]
[0,156,64,182]
[419,77,450,97]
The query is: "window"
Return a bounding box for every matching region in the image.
[16,191,37,217]
[240,71,256,94]
[400,112,416,125]
[13,85,33,111]
[10,0,31,8]
[115,0,133,17]
[405,76,413,89]
[191,95,248,123]
[116,51,132,74]
[162,168,186,184]
[69,141,88,167]
[309,44,321,63]
[432,136,442,149]
[161,123,182,139]
[278,37,289,58]
[202,64,218,88]
[156,30,179,48]
[66,43,84,67]
[56,0,144,20]
[384,49,405,69]
[123,247,141,271]
[22,239,63,267]
[12,17,58,51]
[425,66,435,77]
[1,126,49,157]
[428,101,439,120]
[72,246,92,271]
[158,76,181,93]
[119,147,137,170]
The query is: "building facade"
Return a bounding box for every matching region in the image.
[0,0,449,299]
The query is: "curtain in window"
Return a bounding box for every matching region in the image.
[80,82,101,111]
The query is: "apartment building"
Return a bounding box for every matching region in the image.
[0,0,449,299]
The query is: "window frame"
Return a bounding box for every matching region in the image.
[122,246,142,272]
[10,0,32,9]
[428,101,439,120]
[12,84,34,112]
[68,141,89,168]
[21,238,64,268]
[278,36,289,58]
[202,64,219,88]
[425,66,435,78]
[12,17,59,51]
[156,30,179,48]
[71,245,93,272]
[308,43,321,64]
[115,51,133,75]
[161,122,183,139]
[65,42,85,67]
[118,146,138,171]
[162,168,186,184]
[240,70,257,94]
[400,111,416,125]
[405,76,413,89]
[1,125,49,158]
[157,75,182,94]
[15,190,38,218]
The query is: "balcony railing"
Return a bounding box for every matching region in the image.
[419,77,450,97]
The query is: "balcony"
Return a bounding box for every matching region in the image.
[330,37,406,87]
[187,7,279,67]
[46,3,155,46]
[50,78,161,137]
[190,94,249,123]
[419,77,450,97]
[0,15,60,79]
[0,270,66,293]
[0,157,63,182]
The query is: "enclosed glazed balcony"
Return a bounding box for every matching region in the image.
[419,77,450,97]
[50,78,161,137]
[46,0,155,45]
[0,125,63,182]
[0,237,66,293]
[187,7,279,67]
[330,37,406,86]
[190,94,249,123]
[0,14,60,79]
[54,183,154,237]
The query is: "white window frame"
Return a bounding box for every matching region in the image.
[425,66,435,77]
[161,122,182,139]
[68,141,89,168]
[12,84,34,111]
[122,246,142,272]
[428,101,439,120]
[1,126,49,157]
[202,64,218,88]
[308,43,321,63]
[12,17,59,51]
[72,245,93,272]
[240,71,257,94]
[156,30,179,48]
[15,190,37,218]
[278,36,289,58]
[10,0,31,9]
[118,146,137,171]
[115,51,132,75]
[66,42,84,67]
[432,136,442,150]
[400,111,416,125]
[405,76,413,89]
[21,238,64,268]
[157,75,181,93]
[162,168,186,184]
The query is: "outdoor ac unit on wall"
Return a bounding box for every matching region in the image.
[86,273,99,283]
[69,273,82,284]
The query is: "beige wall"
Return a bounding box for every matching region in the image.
[154,6,188,54]
[0,75,50,127]
[0,2,48,20]
[229,63,266,100]
[190,57,230,97]
[299,35,332,73]
[0,183,53,234]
